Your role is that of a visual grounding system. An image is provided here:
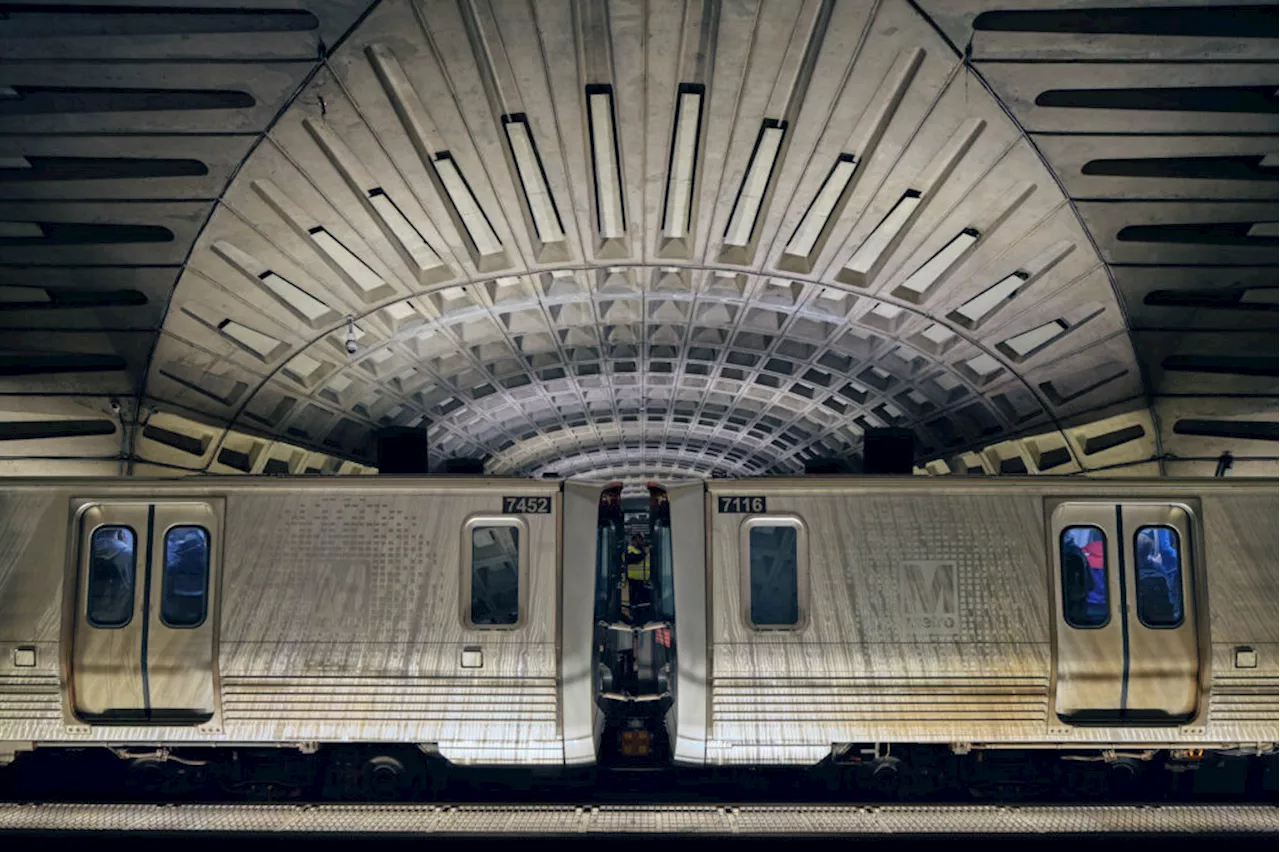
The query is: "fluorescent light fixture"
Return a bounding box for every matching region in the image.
[724,119,786,247]
[1001,319,1069,360]
[786,154,857,258]
[432,153,502,257]
[503,115,565,245]
[586,86,626,239]
[951,271,1030,329]
[964,353,1002,382]
[367,189,445,274]
[662,85,704,240]
[308,228,384,295]
[896,228,980,302]
[843,190,922,280]
[258,271,330,323]
[217,319,283,360]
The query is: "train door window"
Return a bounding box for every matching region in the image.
[742,516,807,629]
[161,525,211,628]
[1060,525,1108,628]
[87,525,137,628]
[1134,526,1184,628]
[465,519,525,628]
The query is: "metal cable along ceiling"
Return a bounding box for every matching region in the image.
[0,0,1274,483]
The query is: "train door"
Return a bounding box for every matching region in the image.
[71,501,221,723]
[1051,501,1200,723]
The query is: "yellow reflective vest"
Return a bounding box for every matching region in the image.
[625,545,650,581]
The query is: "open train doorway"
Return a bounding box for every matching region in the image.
[593,484,675,769]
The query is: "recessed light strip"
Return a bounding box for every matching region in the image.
[307,227,385,295]
[662,85,704,241]
[951,271,1029,328]
[428,152,502,258]
[724,119,787,248]
[503,115,565,245]
[586,86,626,239]
[1001,319,1069,359]
[842,190,921,281]
[785,154,857,258]
[217,319,284,360]
[895,228,981,302]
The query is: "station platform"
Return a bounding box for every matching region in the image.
[0,802,1273,836]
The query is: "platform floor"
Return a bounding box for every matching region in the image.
[0,802,1274,836]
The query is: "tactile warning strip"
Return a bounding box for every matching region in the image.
[0,803,1273,835]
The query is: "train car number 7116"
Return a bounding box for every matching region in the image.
[718,496,767,513]
[503,496,552,514]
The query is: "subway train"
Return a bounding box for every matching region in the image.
[0,474,1275,796]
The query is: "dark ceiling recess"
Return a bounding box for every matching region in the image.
[1035,86,1277,113]
[1117,222,1278,247]
[1082,155,1278,182]
[0,418,115,441]
[0,156,209,182]
[862,427,915,474]
[973,6,1278,38]
[0,287,148,310]
[1144,286,1277,311]
[0,86,256,116]
[0,223,174,246]
[375,426,429,474]
[1173,419,1279,442]
[1162,354,1277,377]
[141,423,207,456]
[0,352,127,376]
[0,4,319,36]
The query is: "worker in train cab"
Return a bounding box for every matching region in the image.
[624,535,650,616]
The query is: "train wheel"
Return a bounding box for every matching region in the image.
[363,755,409,800]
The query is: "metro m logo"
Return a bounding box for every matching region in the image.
[899,561,959,634]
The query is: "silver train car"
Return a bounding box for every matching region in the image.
[0,474,1275,787]
[0,477,606,768]
[665,478,1279,767]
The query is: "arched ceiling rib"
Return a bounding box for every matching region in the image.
[0,0,1274,480]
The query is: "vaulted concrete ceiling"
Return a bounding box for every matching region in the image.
[0,0,1275,480]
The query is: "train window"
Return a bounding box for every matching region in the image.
[743,517,807,629]
[1134,526,1184,628]
[161,526,211,628]
[467,523,521,627]
[1060,526,1108,629]
[87,525,137,628]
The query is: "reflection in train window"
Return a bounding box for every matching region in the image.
[1061,525,1108,628]
[1135,526,1184,628]
[748,525,799,627]
[88,525,137,628]
[161,526,210,628]
[470,526,520,626]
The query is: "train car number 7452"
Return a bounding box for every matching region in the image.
[503,496,552,514]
